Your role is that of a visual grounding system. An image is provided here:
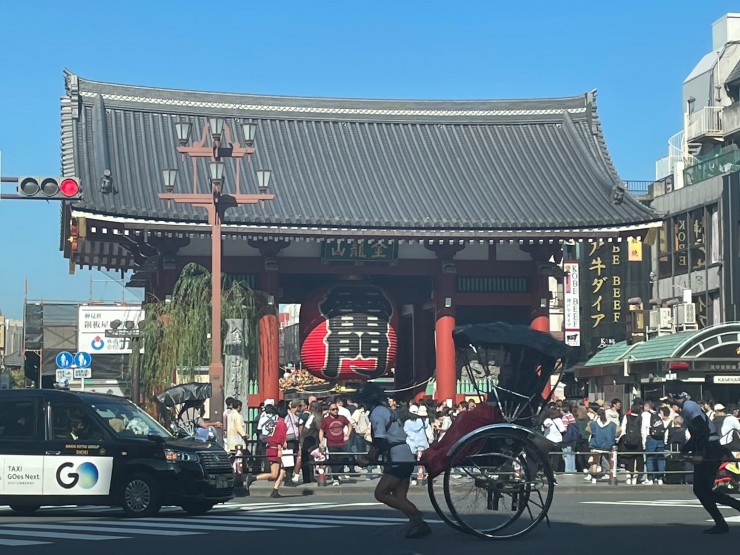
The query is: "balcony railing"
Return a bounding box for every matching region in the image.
[684,148,740,186]
[624,180,653,196]
[686,106,723,141]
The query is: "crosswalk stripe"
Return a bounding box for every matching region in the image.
[154,516,335,529]
[0,529,128,541]
[0,539,51,546]
[224,512,412,524]
[89,520,274,533]
[9,523,203,536]
[237,502,332,512]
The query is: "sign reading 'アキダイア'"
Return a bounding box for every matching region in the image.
[78,305,145,354]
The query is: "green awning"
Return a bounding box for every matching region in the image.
[584,330,700,366]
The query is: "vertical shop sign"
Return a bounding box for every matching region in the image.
[585,241,626,353]
[563,262,580,346]
[674,213,689,274]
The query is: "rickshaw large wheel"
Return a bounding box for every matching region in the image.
[442,426,554,540]
[428,474,465,532]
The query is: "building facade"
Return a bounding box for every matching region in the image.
[576,13,740,404]
[58,72,659,407]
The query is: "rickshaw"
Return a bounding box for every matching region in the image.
[423,322,569,540]
[154,382,213,437]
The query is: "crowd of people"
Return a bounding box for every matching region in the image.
[232,395,484,494]
[539,396,740,486]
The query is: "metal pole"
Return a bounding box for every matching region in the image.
[132,336,141,406]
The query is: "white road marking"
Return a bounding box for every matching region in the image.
[96,520,274,533]
[0,529,128,540]
[0,539,51,546]
[9,523,203,536]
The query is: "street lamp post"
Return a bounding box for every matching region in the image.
[159,118,274,431]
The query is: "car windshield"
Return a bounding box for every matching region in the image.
[85,398,172,439]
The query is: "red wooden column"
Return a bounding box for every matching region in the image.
[258,269,281,403]
[434,273,457,404]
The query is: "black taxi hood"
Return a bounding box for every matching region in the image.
[162,437,226,452]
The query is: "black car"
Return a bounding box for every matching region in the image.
[0,389,234,516]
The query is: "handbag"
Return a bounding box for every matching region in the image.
[281,448,295,468]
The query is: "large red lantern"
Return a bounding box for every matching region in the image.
[300,282,398,381]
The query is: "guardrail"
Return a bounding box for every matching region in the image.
[229,441,703,486]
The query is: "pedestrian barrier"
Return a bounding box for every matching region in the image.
[231,440,704,486]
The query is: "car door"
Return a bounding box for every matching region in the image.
[0,395,45,497]
[42,399,115,497]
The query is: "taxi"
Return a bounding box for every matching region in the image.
[0,389,234,516]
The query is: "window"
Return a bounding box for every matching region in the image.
[0,400,38,440]
[50,403,107,442]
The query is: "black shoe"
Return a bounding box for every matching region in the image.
[405,520,431,539]
[245,475,257,489]
[284,480,297,487]
[270,489,282,498]
[703,524,729,535]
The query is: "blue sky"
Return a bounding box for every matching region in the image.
[0,0,734,320]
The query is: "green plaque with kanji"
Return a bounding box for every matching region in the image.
[322,239,397,263]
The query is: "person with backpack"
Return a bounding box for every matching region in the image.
[560,404,579,474]
[588,408,617,483]
[645,402,668,485]
[619,402,645,485]
[354,382,431,539]
[256,403,278,472]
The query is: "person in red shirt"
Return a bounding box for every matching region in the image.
[320,402,353,485]
[246,401,289,498]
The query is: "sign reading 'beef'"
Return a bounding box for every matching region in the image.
[299,282,398,380]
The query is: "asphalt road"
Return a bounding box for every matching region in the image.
[0,487,738,554]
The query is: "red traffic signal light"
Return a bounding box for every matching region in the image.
[17,177,82,200]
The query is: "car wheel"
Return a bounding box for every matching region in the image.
[9,504,40,516]
[122,473,162,517]
[181,501,215,515]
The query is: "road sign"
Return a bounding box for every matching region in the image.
[56,368,74,381]
[73,368,92,379]
[74,352,92,368]
[56,352,73,369]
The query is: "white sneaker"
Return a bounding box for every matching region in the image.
[591,478,597,484]
[625,478,632,485]
[291,475,301,483]
[642,479,653,485]
[584,475,592,481]
[411,479,418,486]
[657,479,663,485]
[332,479,340,486]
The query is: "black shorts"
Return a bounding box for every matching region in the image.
[384,462,415,479]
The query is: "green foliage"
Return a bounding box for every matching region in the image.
[132,263,257,402]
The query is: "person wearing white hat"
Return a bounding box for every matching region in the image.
[713,404,740,453]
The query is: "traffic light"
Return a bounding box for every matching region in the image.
[17,177,82,200]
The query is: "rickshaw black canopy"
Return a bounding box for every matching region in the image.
[453,323,569,362]
[154,382,212,408]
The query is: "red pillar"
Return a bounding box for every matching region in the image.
[258,270,281,403]
[258,310,280,403]
[530,276,552,399]
[434,274,456,404]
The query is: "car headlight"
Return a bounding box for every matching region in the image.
[164,449,199,463]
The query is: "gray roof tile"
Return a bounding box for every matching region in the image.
[62,72,657,234]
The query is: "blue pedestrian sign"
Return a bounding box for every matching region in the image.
[74,352,92,368]
[56,352,74,369]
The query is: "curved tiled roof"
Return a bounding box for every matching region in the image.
[61,71,658,236]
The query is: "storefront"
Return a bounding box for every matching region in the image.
[575,322,740,405]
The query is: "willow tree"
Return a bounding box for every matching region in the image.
[131,263,258,403]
